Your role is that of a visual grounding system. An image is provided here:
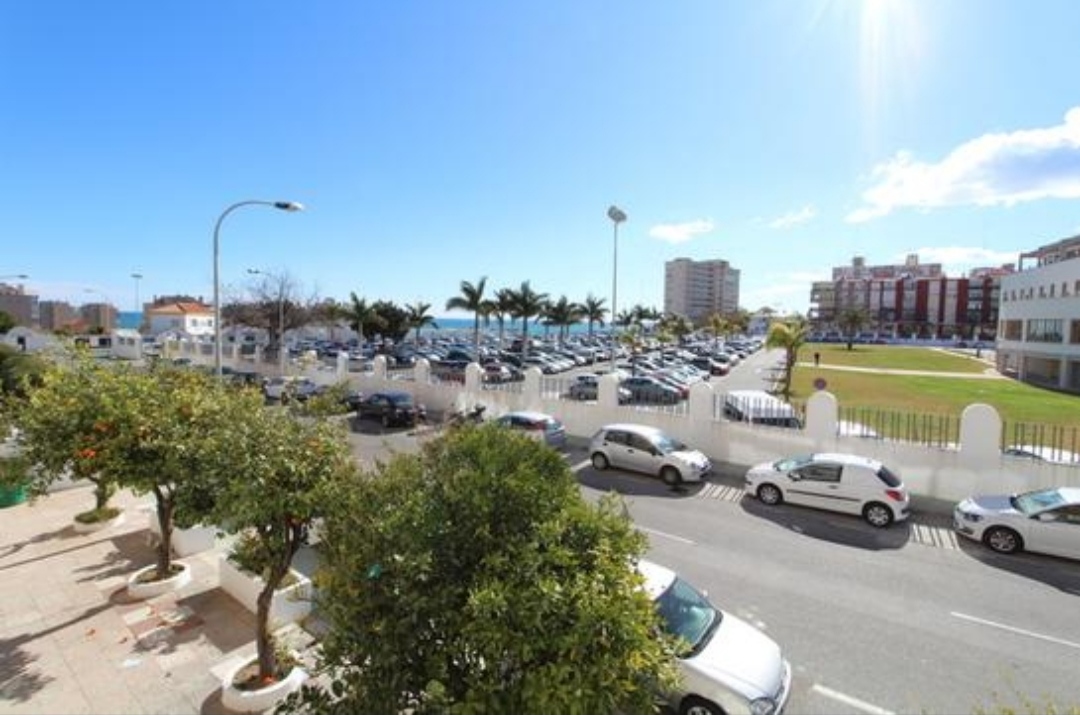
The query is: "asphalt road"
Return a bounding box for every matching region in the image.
[341,352,1080,714]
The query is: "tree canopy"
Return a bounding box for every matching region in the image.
[288,424,678,715]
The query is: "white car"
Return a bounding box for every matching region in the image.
[589,424,712,487]
[953,487,1080,559]
[638,559,792,715]
[744,453,910,527]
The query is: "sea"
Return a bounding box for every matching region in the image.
[119,311,605,337]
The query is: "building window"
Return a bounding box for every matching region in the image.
[1002,320,1023,340]
[1071,320,1080,345]
[1026,319,1063,343]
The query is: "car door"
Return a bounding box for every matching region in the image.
[624,432,661,476]
[361,394,387,420]
[1025,504,1080,559]
[600,429,632,469]
[786,461,844,512]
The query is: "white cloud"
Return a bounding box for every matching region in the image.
[648,219,715,244]
[847,107,1080,222]
[904,246,1021,274]
[768,204,817,229]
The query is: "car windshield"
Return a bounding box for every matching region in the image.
[774,455,813,471]
[387,394,414,406]
[654,577,720,656]
[1011,489,1065,515]
[653,434,688,454]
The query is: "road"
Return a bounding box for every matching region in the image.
[341,352,1080,714]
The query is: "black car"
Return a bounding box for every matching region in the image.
[350,390,426,428]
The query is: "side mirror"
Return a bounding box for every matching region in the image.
[788,472,802,481]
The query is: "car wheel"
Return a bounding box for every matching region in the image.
[757,483,782,506]
[863,502,894,528]
[680,695,725,715]
[591,452,609,470]
[661,466,682,487]
[984,526,1023,554]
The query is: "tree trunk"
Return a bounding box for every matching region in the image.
[255,578,278,681]
[92,479,113,510]
[153,488,174,579]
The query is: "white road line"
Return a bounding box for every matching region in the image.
[570,458,590,472]
[950,611,1080,650]
[811,684,895,715]
[638,526,696,545]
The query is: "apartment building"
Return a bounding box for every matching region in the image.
[0,282,38,327]
[663,258,740,324]
[810,254,1009,339]
[39,300,78,331]
[80,302,118,333]
[996,234,1080,394]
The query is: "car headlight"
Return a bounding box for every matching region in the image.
[960,511,983,523]
[750,696,777,715]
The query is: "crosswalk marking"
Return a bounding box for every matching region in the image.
[697,482,747,502]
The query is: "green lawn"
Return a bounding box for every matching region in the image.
[789,345,1080,428]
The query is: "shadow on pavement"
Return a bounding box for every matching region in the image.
[953,537,1080,596]
[739,497,912,551]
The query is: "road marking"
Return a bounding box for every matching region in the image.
[950,611,1080,650]
[638,526,696,545]
[696,483,746,502]
[570,458,591,472]
[811,684,894,715]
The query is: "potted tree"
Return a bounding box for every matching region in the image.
[11,350,124,530]
[194,400,356,713]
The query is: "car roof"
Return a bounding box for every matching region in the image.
[373,390,412,398]
[1053,487,1080,504]
[598,423,665,436]
[636,559,676,600]
[810,452,884,469]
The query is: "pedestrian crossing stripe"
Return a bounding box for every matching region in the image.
[697,483,746,502]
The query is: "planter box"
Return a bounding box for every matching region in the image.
[127,561,193,600]
[218,554,312,627]
[0,485,27,508]
[145,511,218,556]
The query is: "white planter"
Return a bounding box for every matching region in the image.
[218,554,313,627]
[220,659,306,713]
[72,511,125,534]
[126,561,193,600]
[145,513,218,556]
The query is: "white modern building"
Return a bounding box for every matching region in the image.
[996,234,1080,394]
[664,258,740,324]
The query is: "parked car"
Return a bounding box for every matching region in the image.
[494,411,567,449]
[744,452,910,527]
[588,423,711,487]
[638,559,792,715]
[953,487,1080,558]
[351,390,426,428]
[620,375,682,404]
[567,374,632,403]
[1002,444,1080,466]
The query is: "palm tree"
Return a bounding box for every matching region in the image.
[837,307,869,350]
[615,309,635,329]
[445,277,488,356]
[405,302,438,346]
[345,292,384,345]
[707,312,729,351]
[486,288,517,348]
[580,294,607,338]
[765,318,809,400]
[543,296,582,346]
[508,281,548,357]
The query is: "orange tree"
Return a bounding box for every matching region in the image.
[285,424,679,715]
[11,350,125,520]
[192,401,357,685]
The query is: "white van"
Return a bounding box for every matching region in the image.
[722,390,802,429]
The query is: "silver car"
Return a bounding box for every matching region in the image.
[588,423,711,487]
[954,487,1080,559]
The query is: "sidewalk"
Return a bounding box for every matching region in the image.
[0,486,311,715]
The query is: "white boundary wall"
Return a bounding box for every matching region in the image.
[184,348,1080,503]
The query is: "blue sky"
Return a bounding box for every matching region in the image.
[4,1,1080,319]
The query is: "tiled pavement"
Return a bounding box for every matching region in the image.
[0,486,314,715]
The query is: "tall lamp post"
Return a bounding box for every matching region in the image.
[607,205,627,374]
[213,200,303,378]
[0,274,29,281]
[131,272,143,331]
[247,268,287,375]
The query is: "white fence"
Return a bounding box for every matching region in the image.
[193,347,1080,504]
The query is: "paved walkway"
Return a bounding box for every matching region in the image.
[0,486,314,715]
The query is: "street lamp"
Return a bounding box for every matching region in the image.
[0,274,29,281]
[607,205,627,373]
[247,268,287,375]
[213,200,303,378]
